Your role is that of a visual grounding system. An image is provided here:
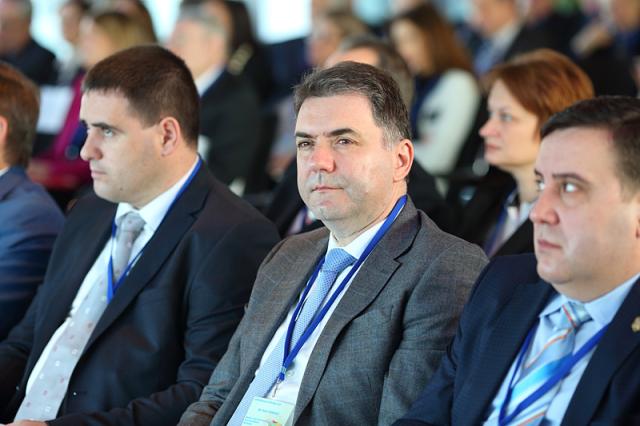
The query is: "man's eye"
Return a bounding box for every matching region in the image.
[562,182,578,193]
[336,138,352,145]
[535,179,545,192]
[103,128,115,137]
[296,140,311,149]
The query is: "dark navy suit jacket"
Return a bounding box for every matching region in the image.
[395,253,640,425]
[0,167,64,340]
[0,165,280,425]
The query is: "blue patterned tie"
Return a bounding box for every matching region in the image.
[228,248,356,425]
[504,301,592,425]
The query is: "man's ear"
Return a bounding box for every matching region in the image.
[157,117,181,156]
[393,138,414,183]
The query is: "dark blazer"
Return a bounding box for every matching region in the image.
[0,167,64,340]
[0,38,57,85]
[502,25,556,63]
[455,168,533,257]
[265,160,454,237]
[199,70,261,185]
[395,254,640,425]
[179,199,488,426]
[0,165,280,425]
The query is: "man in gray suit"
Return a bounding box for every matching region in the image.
[179,62,488,426]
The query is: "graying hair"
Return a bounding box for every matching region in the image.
[294,61,411,147]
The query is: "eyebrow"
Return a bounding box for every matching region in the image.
[295,128,361,139]
[534,169,591,184]
[81,120,123,133]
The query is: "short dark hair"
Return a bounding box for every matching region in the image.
[0,61,39,167]
[337,34,414,108]
[83,45,199,146]
[294,61,410,146]
[541,96,640,194]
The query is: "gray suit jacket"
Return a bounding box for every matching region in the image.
[179,199,488,425]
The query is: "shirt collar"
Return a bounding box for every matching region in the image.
[326,199,405,260]
[114,157,200,233]
[541,272,640,327]
[489,20,521,53]
[0,167,8,178]
[195,66,223,96]
[327,219,386,261]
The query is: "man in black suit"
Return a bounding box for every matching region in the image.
[395,96,640,425]
[0,0,56,85]
[470,0,554,75]
[168,3,261,189]
[0,45,279,426]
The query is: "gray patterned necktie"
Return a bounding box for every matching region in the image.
[15,211,145,421]
[227,248,356,425]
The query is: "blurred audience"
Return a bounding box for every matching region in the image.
[470,0,554,75]
[570,0,638,95]
[0,0,56,85]
[168,3,261,190]
[0,62,64,341]
[389,3,480,180]
[112,0,157,42]
[56,0,89,85]
[456,49,593,257]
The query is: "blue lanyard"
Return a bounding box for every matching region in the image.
[277,195,407,383]
[498,320,609,425]
[106,157,202,302]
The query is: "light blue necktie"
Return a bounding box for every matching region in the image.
[504,301,592,425]
[227,248,356,425]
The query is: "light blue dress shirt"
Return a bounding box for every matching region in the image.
[484,272,640,425]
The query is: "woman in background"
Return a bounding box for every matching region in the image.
[389,3,480,179]
[456,49,594,257]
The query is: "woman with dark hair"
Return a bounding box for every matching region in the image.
[389,3,480,178]
[456,49,594,257]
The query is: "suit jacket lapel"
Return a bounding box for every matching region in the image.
[218,233,327,420]
[293,202,419,421]
[86,167,209,349]
[461,278,554,424]
[562,278,640,425]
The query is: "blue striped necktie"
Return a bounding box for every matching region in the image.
[504,301,592,425]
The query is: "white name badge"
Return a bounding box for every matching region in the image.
[241,397,294,426]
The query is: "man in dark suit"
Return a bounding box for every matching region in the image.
[179,62,487,426]
[0,0,56,85]
[0,63,64,340]
[396,96,640,425]
[0,45,279,426]
[168,3,261,189]
[470,0,554,75]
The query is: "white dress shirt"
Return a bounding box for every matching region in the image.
[26,158,199,393]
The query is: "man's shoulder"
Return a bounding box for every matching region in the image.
[0,168,63,220]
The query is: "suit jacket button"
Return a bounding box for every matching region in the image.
[72,391,78,396]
